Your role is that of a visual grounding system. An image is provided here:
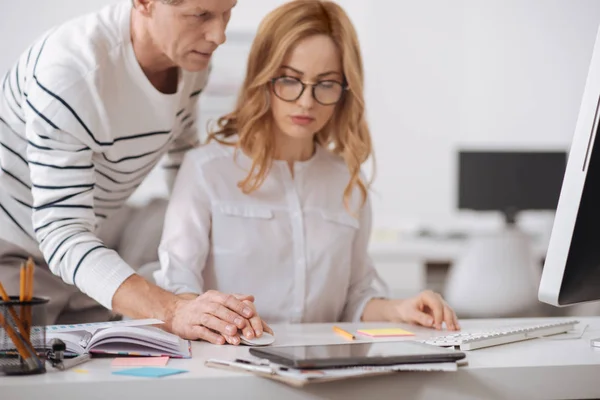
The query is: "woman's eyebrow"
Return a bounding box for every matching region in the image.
[280,66,342,78]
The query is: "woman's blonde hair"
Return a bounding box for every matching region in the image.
[210,0,374,211]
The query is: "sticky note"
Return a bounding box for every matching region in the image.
[111,356,170,367]
[356,328,414,337]
[112,367,188,378]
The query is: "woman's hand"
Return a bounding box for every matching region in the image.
[222,299,274,346]
[363,290,460,331]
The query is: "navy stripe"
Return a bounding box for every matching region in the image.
[181,114,192,123]
[7,69,20,108]
[163,164,181,170]
[176,108,185,117]
[0,203,33,239]
[0,141,27,165]
[95,213,107,219]
[96,157,157,175]
[41,222,81,237]
[0,116,20,135]
[190,89,203,98]
[34,217,77,233]
[95,183,136,194]
[27,139,88,153]
[96,169,145,185]
[72,245,106,282]
[26,45,33,68]
[5,95,25,124]
[29,160,93,170]
[13,197,32,208]
[94,194,131,203]
[27,140,54,151]
[33,76,112,146]
[33,183,94,190]
[15,63,21,97]
[184,121,194,130]
[102,147,162,163]
[48,230,87,264]
[36,204,93,210]
[59,239,103,263]
[26,99,59,130]
[113,130,171,143]
[35,187,93,210]
[168,145,195,154]
[1,167,31,189]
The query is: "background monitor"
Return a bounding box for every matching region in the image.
[458,150,567,225]
[538,26,600,307]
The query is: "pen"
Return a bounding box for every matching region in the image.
[333,325,356,341]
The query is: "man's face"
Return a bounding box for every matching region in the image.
[148,0,236,71]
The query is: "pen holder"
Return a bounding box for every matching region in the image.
[0,296,48,375]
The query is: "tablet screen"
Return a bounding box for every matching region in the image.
[249,341,465,369]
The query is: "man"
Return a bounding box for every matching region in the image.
[0,0,264,345]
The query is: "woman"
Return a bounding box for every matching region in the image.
[155,0,460,345]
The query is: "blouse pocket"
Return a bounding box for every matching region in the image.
[317,210,360,251]
[211,203,275,254]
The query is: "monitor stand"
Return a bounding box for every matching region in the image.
[503,207,518,226]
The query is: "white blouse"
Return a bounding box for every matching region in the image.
[154,140,385,323]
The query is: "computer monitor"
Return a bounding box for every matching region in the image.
[458,150,567,225]
[538,26,600,307]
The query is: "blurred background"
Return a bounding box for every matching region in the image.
[2,0,600,318]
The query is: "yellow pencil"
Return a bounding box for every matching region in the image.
[333,325,356,341]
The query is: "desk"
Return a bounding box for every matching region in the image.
[368,236,549,297]
[4,317,600,400]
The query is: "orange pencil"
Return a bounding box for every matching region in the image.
[24,258,35,341]
[333,325,356,341]
[0,281,31,343]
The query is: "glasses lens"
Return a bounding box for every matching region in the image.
[314,81,344,105]
[273,77,303,101]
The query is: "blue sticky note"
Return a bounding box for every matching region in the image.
[112,367,188,378]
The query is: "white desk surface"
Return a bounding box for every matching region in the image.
[368,236,549,263]
[4,317,600,400]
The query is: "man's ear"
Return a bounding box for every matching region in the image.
[133,0,155,16]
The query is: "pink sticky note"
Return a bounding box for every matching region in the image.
[111,356,170,367]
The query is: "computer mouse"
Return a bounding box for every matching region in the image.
[239,332,275,346]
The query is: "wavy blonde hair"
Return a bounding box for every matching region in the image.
[210,0,374,211]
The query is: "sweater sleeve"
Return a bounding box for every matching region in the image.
[24,63,135,310]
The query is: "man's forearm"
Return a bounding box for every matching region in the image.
[111,274,179,326]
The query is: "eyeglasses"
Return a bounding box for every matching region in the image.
[270,76,348,106]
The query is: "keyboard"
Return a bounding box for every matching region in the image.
[422,320,579,350]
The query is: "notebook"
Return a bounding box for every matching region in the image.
[39,319,191,358]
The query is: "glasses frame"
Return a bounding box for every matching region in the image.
[270,76,348,106]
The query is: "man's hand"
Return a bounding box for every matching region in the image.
[170,290,259,344]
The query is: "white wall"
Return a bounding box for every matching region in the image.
[2,1,600,233]
[362,0,600,233]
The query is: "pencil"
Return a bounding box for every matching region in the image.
[24,258,35,341]
[0,281,40,370]
[0,281,31,344]
[333,325,356,341]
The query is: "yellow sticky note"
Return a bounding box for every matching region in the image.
[73,369,89,374]
[357,328,414,337]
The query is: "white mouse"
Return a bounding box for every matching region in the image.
[239,332,275,346]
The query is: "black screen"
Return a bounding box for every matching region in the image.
[458,151,567,213]
[560,123,600,304]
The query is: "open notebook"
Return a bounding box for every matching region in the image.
[36,319,191,358]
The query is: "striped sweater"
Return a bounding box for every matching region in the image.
[0,1,209,309]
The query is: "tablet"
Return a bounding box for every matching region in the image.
[248,341,466,369]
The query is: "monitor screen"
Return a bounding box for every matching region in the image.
[458,151,567,213]
[539,25,600,306]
